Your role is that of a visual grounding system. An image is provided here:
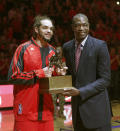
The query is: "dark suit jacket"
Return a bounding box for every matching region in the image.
[63,35,111,128]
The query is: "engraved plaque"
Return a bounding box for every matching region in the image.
[38,75,73,94]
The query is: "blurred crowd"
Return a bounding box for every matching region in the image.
[0,0,120,100]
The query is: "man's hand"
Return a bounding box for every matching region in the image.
[56,66,68,76]
[43,67,54,77]
[62,87,80,96]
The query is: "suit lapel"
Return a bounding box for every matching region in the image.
[70,39,76,74]
[76,35,91,73]
[69,36,92,74]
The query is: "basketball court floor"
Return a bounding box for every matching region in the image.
[0,101,120,131]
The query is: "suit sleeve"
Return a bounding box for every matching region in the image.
[8,45,45,85]
[79,42,111,100]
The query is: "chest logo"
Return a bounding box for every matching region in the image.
[18,104,22,114]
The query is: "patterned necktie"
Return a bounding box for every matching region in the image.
[75,45,81,71]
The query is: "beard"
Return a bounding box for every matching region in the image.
[38,29,53,43]
[41,35,51,43]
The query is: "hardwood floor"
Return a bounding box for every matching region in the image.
[0,101,120,131]
[112,100,120,131]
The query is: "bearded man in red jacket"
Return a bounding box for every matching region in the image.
[8,15,66,131]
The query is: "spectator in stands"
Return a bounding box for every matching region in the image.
[109,46,119,101]
[0,0,120,84]
[117,46,120,100]
[0,51,9,80]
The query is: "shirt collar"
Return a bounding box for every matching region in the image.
[75,35,88,48]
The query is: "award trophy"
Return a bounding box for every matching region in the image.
[39,48,73,94]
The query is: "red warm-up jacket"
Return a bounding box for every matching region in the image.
[8,37,56,121]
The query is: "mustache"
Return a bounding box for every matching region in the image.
[38,33,52,43]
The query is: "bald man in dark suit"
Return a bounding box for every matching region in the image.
[62,13,111,131]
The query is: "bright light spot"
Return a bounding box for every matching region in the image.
[116,1,120,5]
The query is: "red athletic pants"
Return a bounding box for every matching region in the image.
[14,120,54,131]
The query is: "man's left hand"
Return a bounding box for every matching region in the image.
[56,67,68,76]
[62,88,80,96]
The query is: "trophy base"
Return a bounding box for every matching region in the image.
[38,75,73,94]
[49,87,75,94]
